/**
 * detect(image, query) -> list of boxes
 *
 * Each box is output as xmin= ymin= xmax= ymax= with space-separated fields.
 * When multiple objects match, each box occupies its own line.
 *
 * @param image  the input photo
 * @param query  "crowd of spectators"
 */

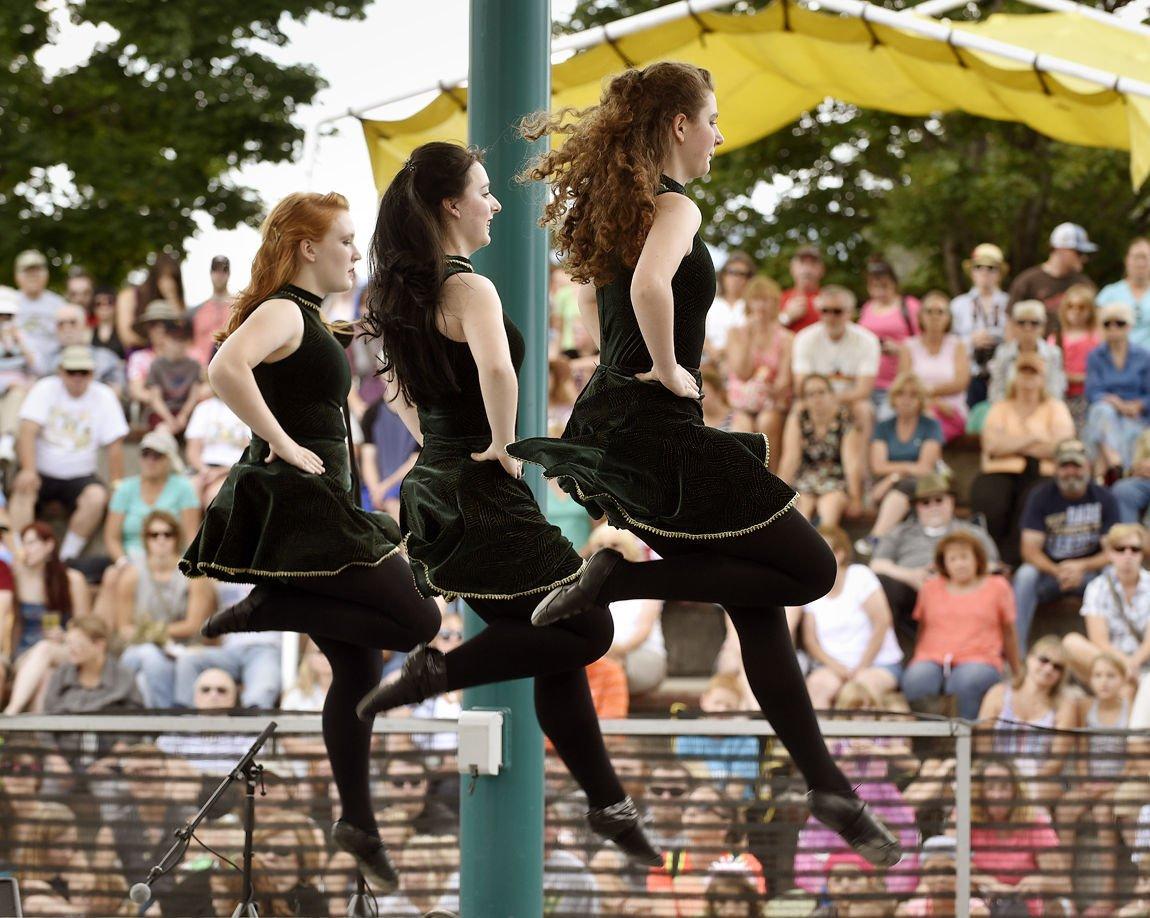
xmin=2 ymin=226 xmax=1150 ymax=913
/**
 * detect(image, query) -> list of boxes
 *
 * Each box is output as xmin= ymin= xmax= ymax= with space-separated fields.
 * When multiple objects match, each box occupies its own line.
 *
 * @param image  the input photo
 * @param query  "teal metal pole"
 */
xmin=461 ymin=1 xmax=551 ymax=915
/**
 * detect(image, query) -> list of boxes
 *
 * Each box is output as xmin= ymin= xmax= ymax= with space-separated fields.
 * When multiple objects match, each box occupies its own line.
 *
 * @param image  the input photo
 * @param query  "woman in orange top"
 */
xmin=900 ymin=531 xmax=1021 ymax=719
xmin=968 ymin=351 xmax=1076 ymax=568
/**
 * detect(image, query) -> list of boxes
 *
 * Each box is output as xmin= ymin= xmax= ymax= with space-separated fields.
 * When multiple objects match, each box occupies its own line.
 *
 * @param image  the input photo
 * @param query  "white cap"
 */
xmin=1049 ymin=222 xmax=1097 ymax=253
xmin=0 ymin=287 xmax=18 ymax=316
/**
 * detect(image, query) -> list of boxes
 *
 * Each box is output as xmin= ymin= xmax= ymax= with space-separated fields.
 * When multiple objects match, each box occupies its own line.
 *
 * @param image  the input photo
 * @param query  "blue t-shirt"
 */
xmin=362 ymin=399 xmax=419 ymax=499
xmin=1020 ymin=480 xmax=1119 ymax=562
xmin=110 ymin=474 xmax=199 ymax=554
xmin=872 ymin=415 xmax=943 ymax=463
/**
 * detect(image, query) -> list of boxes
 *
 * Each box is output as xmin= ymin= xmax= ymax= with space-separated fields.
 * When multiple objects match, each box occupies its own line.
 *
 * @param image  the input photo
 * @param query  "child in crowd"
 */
xmin=144 ymin=318 xmax=202 ymax=435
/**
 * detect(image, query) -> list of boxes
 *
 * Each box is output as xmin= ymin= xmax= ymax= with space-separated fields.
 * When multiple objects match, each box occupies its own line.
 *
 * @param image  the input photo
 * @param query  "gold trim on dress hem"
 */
xmin=179 ymin=544 xmax=402 ymax=580
xmin=399 ymin=534 xmax=588 ymax=601
xmin=515 ymin=456 xmax=800 ymax=541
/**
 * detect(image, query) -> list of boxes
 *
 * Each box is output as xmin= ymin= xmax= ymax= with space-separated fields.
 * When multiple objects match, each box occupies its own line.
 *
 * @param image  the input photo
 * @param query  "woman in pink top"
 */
xmin=860 ymin=259 xmax=920 ymax=409
xmin=900 ymin=531 xmax=1021 ymax=719
xmin=898 ymin=291 xmax=970 ymax=442
xmin=1050 ymin=283 xmax=1101 ymax=430
xmin=971 ymin=759 xmax=1071 ymax=916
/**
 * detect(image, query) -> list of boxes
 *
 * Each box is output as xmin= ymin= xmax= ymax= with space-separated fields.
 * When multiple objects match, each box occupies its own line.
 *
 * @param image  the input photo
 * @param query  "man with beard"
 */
xmin=1013 ymin=439 xmax=1119 ymax=652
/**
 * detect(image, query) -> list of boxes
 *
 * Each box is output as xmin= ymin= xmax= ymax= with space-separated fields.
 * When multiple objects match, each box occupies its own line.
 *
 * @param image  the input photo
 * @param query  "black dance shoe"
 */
xmin=331 ymin=820 xmax=399 ymax=894
xmin=532 ymin=548 xmax=624 ymax=627
xmin=356 ymin=645 xmax=447 ymax=721
xmin=808 ymin=790 xmax=903 ymax=869
xmin=587 ymin=796 xmax=664 ymax=867
xmin=200 ymin=585 xmax=270 ymax=639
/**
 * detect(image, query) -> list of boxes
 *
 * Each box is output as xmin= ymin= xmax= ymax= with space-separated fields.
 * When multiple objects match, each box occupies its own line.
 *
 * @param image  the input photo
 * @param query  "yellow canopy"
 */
xmin=361 ymin=2 xmax=1150 ymax=193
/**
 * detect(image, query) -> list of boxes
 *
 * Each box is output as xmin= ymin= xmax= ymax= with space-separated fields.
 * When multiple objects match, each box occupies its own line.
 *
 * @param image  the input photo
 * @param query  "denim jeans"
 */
xmin=1012 ymin=563 xmax=1099 ymax=654
xmin=1112 ymin=476 xmax=1150 ymax=524
xmin=120 ymin=643 xmax=176 ymax=709
xmin=173 ymin=642 xmax=282 ymax=709
xmin=901 ymin=660 xmax=1002 ymax=720
xmin=1084 ymin=400 xmax=1148 ymax=468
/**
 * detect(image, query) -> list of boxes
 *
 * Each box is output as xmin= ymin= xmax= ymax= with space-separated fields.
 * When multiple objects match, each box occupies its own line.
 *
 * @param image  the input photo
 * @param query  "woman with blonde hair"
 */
xmin=183 ymin=190 xmax=442 ymax=891
xmin=897 ymin=290 xmax=969 ymax=441
xmin=727 ymin=274 xmax=793 ymax=459
xmin=510 ymin=60 xmax=900 ymax=866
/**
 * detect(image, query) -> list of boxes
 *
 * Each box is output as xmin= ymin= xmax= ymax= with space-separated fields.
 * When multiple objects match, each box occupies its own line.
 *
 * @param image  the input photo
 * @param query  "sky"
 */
xmin=41 ymin=0 xmax=1150 ymax=303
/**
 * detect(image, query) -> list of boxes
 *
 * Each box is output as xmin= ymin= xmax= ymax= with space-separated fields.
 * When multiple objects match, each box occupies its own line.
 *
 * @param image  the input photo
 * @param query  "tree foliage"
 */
xmin=0 ymin=0 xmax=370 ymax=287
xmin=560 ymin=0 xmax=1150 ymax=294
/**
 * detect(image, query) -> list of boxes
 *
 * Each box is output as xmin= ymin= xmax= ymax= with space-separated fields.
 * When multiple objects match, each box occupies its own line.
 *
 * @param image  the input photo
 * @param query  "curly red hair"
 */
xmin=520 ymin=61 xmax=714 ymax=286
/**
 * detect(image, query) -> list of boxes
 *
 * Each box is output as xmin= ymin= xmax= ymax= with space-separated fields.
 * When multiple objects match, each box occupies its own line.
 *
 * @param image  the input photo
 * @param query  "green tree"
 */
xmin=560 ymin=0 xmax=1150 ymax=294
xmin=0 ymin=0 xmax=369 ymax=287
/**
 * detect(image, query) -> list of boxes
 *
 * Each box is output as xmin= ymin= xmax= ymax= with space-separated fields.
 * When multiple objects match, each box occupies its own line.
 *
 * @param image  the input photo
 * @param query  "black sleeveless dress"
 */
xmin=510 ymin=176 xmax=797 ymax=540
xmin=180 ymin=285 xmax=401 ymax=582
xmin=399 ymin=257 xmax=585 ymax=599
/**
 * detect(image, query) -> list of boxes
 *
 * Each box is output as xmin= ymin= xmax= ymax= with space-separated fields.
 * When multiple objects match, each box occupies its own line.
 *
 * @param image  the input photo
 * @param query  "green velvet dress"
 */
xmin=180 ymin=285 xmax=401 ymax=582
xmin=509 ymin=176 xmax=798 ymax=540
xmin=399 ymin=257 xmax=585 ymax=599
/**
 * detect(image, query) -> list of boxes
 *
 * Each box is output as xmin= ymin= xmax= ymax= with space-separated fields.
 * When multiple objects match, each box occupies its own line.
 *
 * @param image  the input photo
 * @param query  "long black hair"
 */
xmin=361 ymin=141 xmax=484 ymax=407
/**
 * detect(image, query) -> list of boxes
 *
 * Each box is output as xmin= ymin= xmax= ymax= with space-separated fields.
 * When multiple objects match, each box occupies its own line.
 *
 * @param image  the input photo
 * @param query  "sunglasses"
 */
xmin=437 ymin=629 xmax=463 ymax=640
xmin=922 ymin=309 xmax=949 ymax=316
xmin=196 ymin=684 xmax=232 ymax=695
xmin=146 ymin=529 xmax=176 ymax=540
xmin=64 ymin=368 xmax=92 ymax=377
xmin=1014 ymin=319 xmax=1043 ymax=328
xmin=1034 ymin=654 xmax=1065 ymax=673
xmin=1113 ymin=544 xmax=1144 ymax=554
xmin=916 ymin=495 xmax=948 ymax=507
xmin=649 ymin=785 xmax=688 ymax=798
xmin=972 ymin=264 xmax=1000 ymax=272
xmin=140 ymin=448 xmax=166 ymax=460
xmin=1104 ymin=320 xmax=1129 ymax=329
xmin=819 ymin=307 xmax=845 ymax=316
xmin=0 ymin=759 xmax=43 ymax=777
xmin=387 ymin=777 xmax=425 ymax=790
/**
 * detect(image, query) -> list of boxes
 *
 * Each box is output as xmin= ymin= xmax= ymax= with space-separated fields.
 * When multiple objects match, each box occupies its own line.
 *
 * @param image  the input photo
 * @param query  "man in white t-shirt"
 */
xmin=13 ymin=345 xmax=128 ymax=559
xmin=13 ymin=250 xmax=67 ymax=377
xmin=184 ymin=395 xmax=250 ymax=506
xmin=792 ymin=285 xmax=880 ymax=441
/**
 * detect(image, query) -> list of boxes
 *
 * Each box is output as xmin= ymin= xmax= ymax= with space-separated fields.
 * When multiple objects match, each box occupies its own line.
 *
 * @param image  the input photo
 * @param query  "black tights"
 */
xmin=245 ymin=557 xmax=442 ymax=835
xmin=441 ymin=595 xmax=625 ymax=809
xmin=605 ymin=508 xmax=852 ymax=796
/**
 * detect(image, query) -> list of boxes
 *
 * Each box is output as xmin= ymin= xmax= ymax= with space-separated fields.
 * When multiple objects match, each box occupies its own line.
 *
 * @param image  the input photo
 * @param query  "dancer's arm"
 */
xmin=451 ymin=277 xmax=521 ymax=478
xmin=576 ymin=284 xmax=600 ymax=350
xmin=631 ymin=194 xmax=701 ymax=400
xmin=207 ymin=299 xmax=324 ymax=475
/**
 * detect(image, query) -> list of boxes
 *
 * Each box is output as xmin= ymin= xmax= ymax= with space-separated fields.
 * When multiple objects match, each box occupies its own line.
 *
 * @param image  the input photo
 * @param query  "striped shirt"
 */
xmin=1080 ymin=566 xmax=1150 ymax=656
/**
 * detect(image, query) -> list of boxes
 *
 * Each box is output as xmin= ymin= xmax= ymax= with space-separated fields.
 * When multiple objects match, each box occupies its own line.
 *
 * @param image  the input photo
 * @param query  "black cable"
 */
xmin=188 ymin=830 xmax=242 ymax=875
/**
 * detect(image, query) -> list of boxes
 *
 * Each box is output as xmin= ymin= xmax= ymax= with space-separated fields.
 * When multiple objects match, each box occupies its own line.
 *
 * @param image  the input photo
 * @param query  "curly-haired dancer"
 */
xmin=508 ymin=62 xmax=902 ymax=868
xmin=352 ymin=142 xmax=661 ymax=865
xmin=184 ymin=192 xmax=442 ymax=892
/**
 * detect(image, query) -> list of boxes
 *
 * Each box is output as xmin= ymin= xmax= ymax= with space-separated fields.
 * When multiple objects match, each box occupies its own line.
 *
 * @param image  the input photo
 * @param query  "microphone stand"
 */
xmin=129 ymin=721 xmax=277 ymax=918
xmin=346 ymin=873 xmax=373 ymax=917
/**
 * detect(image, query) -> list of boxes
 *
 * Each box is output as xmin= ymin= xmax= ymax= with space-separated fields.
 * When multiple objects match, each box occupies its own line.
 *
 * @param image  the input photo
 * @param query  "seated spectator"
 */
xmin=410 ymin=612 xmax=464 ymax=751
xmin=800 ymin=525 xmax=902 ymax=711
xmin=1112 ymin=429 xmax=1150 ymax=523
xmin=1050 ymin=283 xmax=1100 ymax=430
xmin=970 ymin=759 xmax=1071 ymax=913
xmin=674 ymin=675 xmax=760 ymax=794
xmin=727 ymin=275 xmax=793 ymax=458
xmin=898 ymin=291 xmax=969 ymax=441
xmin=809 ymin=852 xmax=879 ymax=917
xmin=189 ymin=255 xmax=233 ymax=366
xmin=42 ymin=615 xmax=142 ymax=713
xmin=156 ymin=668 xmax=252 ymax=772
xmin=280 ymin=639 xmax=331 ymax=711
xmin=1013 ymin=438 xmax=1118 ymax=651
xmin=1097 ymin=236 xmax=1150 ymax=349
xmin=361 ymin=392 xmax=418 ymax=519
xmin=702 ymin=367 xmax=735 ymax=430
xmin=0 ymin=288 xmax=34 ymax=462
xmin=1084 ymin=300 xmax=1150 ymax=477
xmin=174 ymin=579 xmax=280 ymax=709
xmin=1053 ymin=652 xmax=1128 ymax=906
xmin=3 ymin=523 xmax=90 ymax=714
xmin=968 ymin=353 xmax=1076 ymax=569
xmin=93 ymin=428 xmax=200 ymax=624
xmin=792 ymin=285 xmax=880 ymax=441
xmin=778 ymin=373 xmax=864 ymax=526
xmin=1007 ymin=223 xmax=1096 ymax=331
xmin=703 ymin=864 xmax=767 ymax=916
xmin=243 ymin=808 xmax=327 ymax=918
xmin=544 ymin=794 xmax=601 ymax=917
xmin=49 ymin=302 xmax=124 ymax=397
xmin=833 ymin=682 xmax=919 ymax=781
xmin=13 ymin=249 xmax=67 ymax=377
xmin=125 ymin=299 xmax=183 ymax=408
xmin=901 ymin=531 xmax=1019 ymax=720
xmin=896 ymin=835 xmax=990 ymax=917
xmin=950 ymin=243 xmax=1010 ymax=407
xmin=116 ymin=253 xmax=186 ymax=350
xmin=779 ymin=245 xmax=825 ymax=334
xmin=11 ymin=344 xmax=127 ymax=559
xmin=585 ymin=655 xmax=629 ymax=719
xmin=1063 ymin=522 xmax=1150 ymax=684
xmin=859 ymin=258 xmax=921 ymax=416
xmin=143 ymin=316 xmax=203 ymax=435
xmin=859 ymin=373 xmax=943 ymax=553
xmin=184 ymin=391 xmax=249 ymax=507
xmin=115 ymin=510 xmax=213 ymax=708
xmin=90 ymin=285 xmax=124 ymax=359
xmin=706 ymin=250 xmax=755 ymax=363
xmin=871 ymin=473 xmax=999 ymax=644
xmin=645 ymin=759 xmax=694 ymax=850
xmin=978 ymin=635 xmax=1074 ymax=787
xmin=986 ymin=299 xmax=1067 ymax=404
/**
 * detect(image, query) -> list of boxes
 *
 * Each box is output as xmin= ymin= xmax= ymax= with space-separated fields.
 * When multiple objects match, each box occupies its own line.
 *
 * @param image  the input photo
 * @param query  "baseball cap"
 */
xmin=0 ymin=287 xmax=18 ymax=316
xmin=1054 ymin=439 xmax=1089 ymax=466
xmin=15 ymin=250 xmax=47 ymax=272
xmin=914 ymin=473 xmax=953 ymax=501
xmin=139 ymin=429 xmax=186 ymax=473
xmin=1049 ymin=222 xmax=1097 ymax=253
xmin=210 ymin=255 xmax=230 ymax=271
xmin=1012 ymin=299 xmax=1046 ymax=323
